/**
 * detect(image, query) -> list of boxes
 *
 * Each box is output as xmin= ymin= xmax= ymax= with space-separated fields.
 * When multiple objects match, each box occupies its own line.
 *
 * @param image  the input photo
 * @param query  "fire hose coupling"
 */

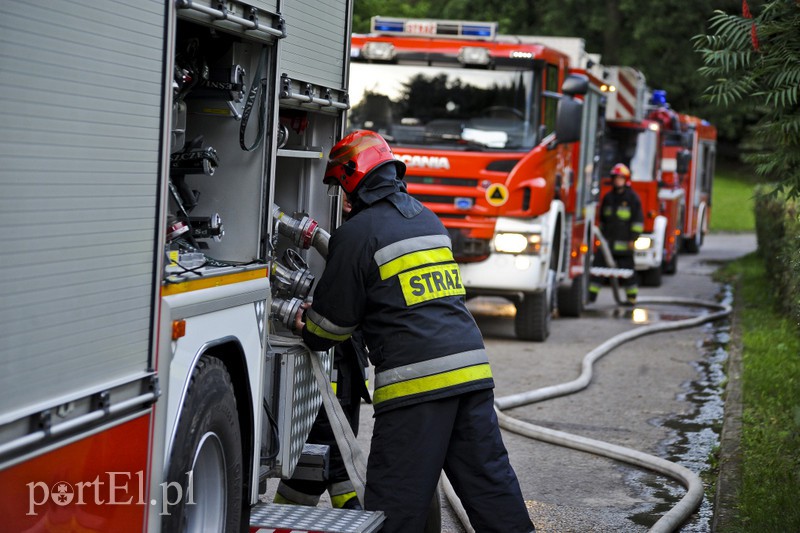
xmin=270 ymin=296 xmax=304 ymax=331
xmin=272 ymin=204 xmax=330 ymax=258
xmin=271 ymin=261 xmax=315 ymax=300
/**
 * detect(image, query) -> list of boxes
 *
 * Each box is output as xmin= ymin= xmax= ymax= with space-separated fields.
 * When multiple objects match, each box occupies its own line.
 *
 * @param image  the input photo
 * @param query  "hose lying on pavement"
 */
xmin=443 ymin=229 xmax=732 ymax=533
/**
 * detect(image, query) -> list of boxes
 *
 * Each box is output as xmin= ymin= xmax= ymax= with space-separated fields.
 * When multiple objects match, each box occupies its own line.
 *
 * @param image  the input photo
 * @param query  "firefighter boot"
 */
xmin=625 ymin=287 xmax=638 ymax=306
xmin=588 ymin=284 xmax=600 ymax=303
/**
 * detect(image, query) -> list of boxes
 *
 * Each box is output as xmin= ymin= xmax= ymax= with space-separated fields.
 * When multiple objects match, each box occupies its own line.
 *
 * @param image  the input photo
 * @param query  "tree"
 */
xmin=694 ymin=0 xmax=800 ymax=198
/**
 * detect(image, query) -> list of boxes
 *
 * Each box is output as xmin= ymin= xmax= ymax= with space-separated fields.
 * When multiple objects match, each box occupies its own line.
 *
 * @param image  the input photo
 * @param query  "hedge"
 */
xmin=754 ymin=185 xmax=800 ymax=328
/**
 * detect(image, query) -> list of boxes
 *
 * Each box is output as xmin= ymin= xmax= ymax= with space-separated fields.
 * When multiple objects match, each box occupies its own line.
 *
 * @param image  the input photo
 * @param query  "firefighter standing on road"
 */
xmin=293 ymin=130 xmax=535 ymax=533
xmin=589 ymin=163 xmax=644 ymax=305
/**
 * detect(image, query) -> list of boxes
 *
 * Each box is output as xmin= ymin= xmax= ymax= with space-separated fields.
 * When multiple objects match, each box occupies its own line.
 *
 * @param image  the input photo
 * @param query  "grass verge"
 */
xmin=715 ymin=253 xmax=800 ymax=531
xmin=711 ymin=162 xmax=759 ymax=233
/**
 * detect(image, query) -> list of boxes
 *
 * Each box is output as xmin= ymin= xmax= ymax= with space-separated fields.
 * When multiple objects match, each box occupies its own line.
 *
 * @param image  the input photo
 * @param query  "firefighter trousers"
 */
xmin=364 ymin=389 xmax=535 ymax=533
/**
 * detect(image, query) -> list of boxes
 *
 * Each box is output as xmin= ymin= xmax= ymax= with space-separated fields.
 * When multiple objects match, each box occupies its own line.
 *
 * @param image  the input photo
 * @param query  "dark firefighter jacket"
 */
xmin=302 ymin=165 xmax=494 ymax=414
xmin=599 ymin=186 xmax=644 ymax=256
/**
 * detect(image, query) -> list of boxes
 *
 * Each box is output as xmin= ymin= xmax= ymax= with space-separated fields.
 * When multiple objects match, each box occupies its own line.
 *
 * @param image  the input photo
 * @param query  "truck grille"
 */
xmin=405 ymin=175 xmax=479 ymax=187
xmin=448 ymin=228 xmax=490 ymax=262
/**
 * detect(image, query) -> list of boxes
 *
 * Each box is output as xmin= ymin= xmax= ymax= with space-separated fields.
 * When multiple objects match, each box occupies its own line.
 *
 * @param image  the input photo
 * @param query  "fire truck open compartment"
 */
xmin=167 ymin=18 xmax=274 ymax=274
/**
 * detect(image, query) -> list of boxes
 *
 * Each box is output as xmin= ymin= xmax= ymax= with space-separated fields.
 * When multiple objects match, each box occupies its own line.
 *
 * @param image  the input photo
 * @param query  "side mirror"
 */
xmin=555 ymin=97 xmax=582 ymax=144
xmin=677 ymin=149 xmax=692 ymax=175
xmin=562 ymin=74 xmax=589 ymax=97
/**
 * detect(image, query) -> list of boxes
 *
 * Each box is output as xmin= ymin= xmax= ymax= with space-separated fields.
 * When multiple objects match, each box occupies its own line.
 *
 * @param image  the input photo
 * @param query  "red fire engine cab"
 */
xmin=349 ymin=17 xmax=605 ymax=341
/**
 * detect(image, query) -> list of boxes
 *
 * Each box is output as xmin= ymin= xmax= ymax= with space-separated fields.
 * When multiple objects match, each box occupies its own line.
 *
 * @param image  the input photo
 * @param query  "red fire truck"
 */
xmin=675 ymin=113 xmax=717 ymax=254
xmin=349 ymin=17 xmax=605 ymax=341
xmin=598 ymin=67 xmax=686 ymax=287
xmin=0 ymin=1 xmax=384 ymax=531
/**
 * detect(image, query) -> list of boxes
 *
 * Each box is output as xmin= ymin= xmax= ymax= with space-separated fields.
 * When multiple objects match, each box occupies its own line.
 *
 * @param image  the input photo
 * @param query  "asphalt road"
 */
xmin=364 ymin=232 xmax=756 ymax=532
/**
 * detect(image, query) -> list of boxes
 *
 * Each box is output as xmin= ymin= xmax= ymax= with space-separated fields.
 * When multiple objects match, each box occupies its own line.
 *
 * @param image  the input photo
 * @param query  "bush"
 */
xmin=754 ymin=185 xmax=800 ymax=327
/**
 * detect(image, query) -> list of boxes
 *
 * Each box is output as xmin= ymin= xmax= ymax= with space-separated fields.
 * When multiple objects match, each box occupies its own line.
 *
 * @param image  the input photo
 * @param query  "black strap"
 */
xmin=240 ymin=46 xmax=268 ymax=151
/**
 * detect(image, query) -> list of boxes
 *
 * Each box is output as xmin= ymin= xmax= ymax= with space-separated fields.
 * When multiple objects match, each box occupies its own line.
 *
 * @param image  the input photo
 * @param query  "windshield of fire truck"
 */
xmin=601 ymin=127 xmax=658 ymax=182
xmin=348 ymin=62 xmax=537 ymax=151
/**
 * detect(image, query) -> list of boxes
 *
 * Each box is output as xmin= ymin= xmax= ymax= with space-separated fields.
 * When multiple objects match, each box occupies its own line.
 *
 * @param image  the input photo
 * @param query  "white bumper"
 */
xmin=460 ymin=252 xmax=548 ymax=293
xmin=458 ymin=215 xmax=551 ymax=294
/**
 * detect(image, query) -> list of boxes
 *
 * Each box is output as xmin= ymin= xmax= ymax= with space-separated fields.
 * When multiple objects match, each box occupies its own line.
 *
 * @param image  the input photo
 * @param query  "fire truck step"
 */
xmin=590 ymin=267 xmax=635 ymax=279
xmin=249 ymin=503 xmax=384 ymax=533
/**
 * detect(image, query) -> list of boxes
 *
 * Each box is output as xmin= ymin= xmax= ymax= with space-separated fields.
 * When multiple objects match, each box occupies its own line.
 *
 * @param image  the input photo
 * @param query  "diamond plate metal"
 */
xmin=276 ymin=346 xmax=331 ymax=478
xmin=250 ymin=503 xmax=384 ymax=532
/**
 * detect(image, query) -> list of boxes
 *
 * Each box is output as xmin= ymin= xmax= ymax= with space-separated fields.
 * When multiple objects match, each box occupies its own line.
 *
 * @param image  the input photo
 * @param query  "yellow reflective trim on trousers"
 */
xmin=307 ymin=318 xmax=352 ymax=342
xmin=373 ymin=363 xmax=492 ymax=404
xmin=379 ymin=247 xmax=454 ymax=280
xmin=331 ymin=491 xmax=358 ymax=509
xmin=273 ymin=493 xmax=292 ymax=505
xmin=398 ymin=263 xmax=465 ymax=305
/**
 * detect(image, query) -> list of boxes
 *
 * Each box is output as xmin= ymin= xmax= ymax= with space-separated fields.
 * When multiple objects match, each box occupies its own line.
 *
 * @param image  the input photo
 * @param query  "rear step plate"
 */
xmin=250 ymin=503 xmax=384 ymax=533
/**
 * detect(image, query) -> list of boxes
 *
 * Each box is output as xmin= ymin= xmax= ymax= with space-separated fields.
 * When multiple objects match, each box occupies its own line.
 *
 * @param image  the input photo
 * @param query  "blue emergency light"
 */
xmin=651 ymin=89 xmax=668 ymax=106
xmin=370 ymin=16 xmax=497 ymax=40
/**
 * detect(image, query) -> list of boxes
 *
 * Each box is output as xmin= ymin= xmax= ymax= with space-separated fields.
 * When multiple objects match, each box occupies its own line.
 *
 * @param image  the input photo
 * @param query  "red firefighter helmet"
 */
xmin=610 ymin=163 xmax=632 ymax=185
xmin=323 ymin=130 xmax=406 ymax=193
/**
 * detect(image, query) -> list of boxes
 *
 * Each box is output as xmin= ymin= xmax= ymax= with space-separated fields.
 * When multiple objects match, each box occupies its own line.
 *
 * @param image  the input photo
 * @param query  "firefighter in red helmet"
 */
xmin=293 ymin=130 xmax=535 ymax=533
xmin=589 ymin=163 xmax=644 ymax=305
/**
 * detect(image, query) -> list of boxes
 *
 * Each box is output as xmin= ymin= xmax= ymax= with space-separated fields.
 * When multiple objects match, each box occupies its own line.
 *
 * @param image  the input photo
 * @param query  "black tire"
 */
xmin=558 ymin=249 xmax=590 ymax=318
xmin=515 ymin=291 xmax=550 ymax=342
xmin=163 ymin=355 xmax=243 ymax=533
xmin=684 ymin=214 xmax=704 ymax=254
xmin=684 ymin=233 xmax=700 ymax=254
xmin=557 ymin=273 xmax=585 ymax=317
xmin=423 ymin=486 xmax=442 ymax=533
xmin=662 ymin=249 xmax=678 ymax=275
xmin=639 ymin=266 xmax=662 ymax=287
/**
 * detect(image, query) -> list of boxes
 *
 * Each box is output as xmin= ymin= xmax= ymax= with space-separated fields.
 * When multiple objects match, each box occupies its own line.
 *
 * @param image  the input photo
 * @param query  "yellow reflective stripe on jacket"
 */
xmin=616 ymin=206 xmax=632 ymax=220
xmin=331 ymin=491 xmax=358 ymax=509
xmin=306 ymin=317 xmax=353 ymax=342
xmin=373 ymin=363 xmax=492 ymax=404
xmin=375 ymin=234 xmax=452 ymax=265
xmin=631 ymin=222 xmax=644 ymax=233
xmin=397 ymin=262 xmax=465 ymax=305
xmin=306 ymin=308 xmax=356 ymax=342
xmin=379 ymin=246 xmax=454 ymax=280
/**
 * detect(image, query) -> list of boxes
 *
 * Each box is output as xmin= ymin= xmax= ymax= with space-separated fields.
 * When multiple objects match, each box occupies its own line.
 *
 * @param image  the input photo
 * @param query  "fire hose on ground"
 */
xmin=442 ymin=226 xmax=731 ymax=533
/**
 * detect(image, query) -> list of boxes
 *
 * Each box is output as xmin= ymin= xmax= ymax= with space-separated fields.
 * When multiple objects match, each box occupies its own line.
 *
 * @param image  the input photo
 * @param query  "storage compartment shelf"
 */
xmin=277 ymin=147 xmax=324 ymax=159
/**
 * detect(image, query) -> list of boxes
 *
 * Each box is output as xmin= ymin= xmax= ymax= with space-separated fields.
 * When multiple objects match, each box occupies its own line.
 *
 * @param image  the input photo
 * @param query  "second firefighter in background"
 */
xmin=589 ymin=163 xmax=644 ymax=305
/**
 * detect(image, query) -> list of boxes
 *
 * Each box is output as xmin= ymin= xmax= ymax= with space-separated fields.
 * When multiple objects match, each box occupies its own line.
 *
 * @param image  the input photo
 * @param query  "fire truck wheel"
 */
xmin=514 ymin=291 xmax=550 ymax=342
xmin=663 ymin=250 xmax=678 ymax=275
xmin=163 ymin=355 xmax=243 ymax=533
xmin=557 ymin=271 xmax=586 ymax=317
xmin=639 ymin=266 xmax=662 ymax=287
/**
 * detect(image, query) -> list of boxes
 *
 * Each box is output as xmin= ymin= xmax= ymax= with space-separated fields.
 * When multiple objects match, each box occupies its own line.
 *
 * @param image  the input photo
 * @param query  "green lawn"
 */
xmin=711 ymin=162 xmax=759 ymax=233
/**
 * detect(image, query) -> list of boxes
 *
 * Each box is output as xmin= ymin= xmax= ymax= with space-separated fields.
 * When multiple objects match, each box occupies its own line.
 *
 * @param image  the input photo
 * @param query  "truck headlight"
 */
xmin=634 ymin=236 xmax=653 ymax=251
xmin=494 ymin=232 xmax=542 ymax=254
